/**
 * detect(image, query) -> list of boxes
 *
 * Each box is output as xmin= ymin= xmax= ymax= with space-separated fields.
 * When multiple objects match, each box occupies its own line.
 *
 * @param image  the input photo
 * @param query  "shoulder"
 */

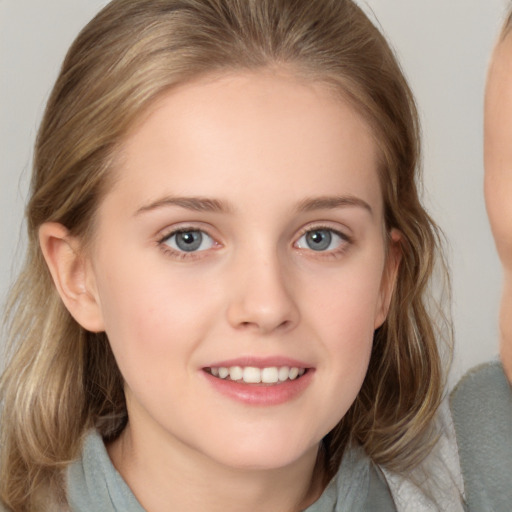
xmin=451 ymin=360 xmax=510 ymax=406
xmin=450 ymin=361 xmax=512 ymax=511
xmin=450 ymin=360 xmax=512 ymax=436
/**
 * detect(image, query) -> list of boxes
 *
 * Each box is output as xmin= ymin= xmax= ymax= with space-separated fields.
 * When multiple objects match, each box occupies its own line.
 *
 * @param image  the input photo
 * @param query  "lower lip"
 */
xmin=202 ymin=370 xmax=314 ymax=406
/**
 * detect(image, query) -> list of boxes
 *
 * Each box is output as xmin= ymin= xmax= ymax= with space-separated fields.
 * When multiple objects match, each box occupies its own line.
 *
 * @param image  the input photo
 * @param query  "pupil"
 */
xmin=176 ymin=231 xmax=202 ymax=251
xmin=306 ymin=230 xmax=331 ymax=251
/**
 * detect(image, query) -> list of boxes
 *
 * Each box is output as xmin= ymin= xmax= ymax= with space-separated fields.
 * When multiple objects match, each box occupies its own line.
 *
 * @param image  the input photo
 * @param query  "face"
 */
xmin=485 ymin=35 xmax=512 ymax=382
xmin=80 ymin=71 xmax=398 ymax=472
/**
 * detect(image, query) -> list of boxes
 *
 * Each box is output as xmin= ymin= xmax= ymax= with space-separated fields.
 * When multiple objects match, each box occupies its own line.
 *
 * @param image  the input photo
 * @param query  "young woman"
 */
xmin=0 ymin=1 xmax=455 ymax=510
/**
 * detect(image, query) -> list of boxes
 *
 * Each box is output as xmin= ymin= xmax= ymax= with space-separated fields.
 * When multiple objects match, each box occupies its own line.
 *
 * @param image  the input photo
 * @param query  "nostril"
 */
xmin=236 ymin=321 xmax=260 ymax=331
xmin=277 ymin=320 xmax=291 ymax=330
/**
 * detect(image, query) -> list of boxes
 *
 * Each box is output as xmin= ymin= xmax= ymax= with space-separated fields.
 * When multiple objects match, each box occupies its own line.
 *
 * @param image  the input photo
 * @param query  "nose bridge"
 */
xmin=225 ymin=240 xmax=300 ymax=334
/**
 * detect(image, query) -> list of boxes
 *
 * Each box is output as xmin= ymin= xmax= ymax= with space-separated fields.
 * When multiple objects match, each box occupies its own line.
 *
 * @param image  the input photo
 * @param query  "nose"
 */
xmin=225 ymin=249 xmax=300 ymax=335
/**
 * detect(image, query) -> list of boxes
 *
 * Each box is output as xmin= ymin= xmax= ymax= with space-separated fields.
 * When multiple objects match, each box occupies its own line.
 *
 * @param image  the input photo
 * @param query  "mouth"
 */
xmin=202 ymin=360 xmax=314 ymax=405
xmin=204 ymin=366 xmax=308 ymax=385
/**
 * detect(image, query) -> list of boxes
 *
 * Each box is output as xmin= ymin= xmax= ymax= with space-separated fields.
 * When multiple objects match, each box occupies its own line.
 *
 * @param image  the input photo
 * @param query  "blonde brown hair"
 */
xmin=1 ymin=0 xmax=450 ymax=509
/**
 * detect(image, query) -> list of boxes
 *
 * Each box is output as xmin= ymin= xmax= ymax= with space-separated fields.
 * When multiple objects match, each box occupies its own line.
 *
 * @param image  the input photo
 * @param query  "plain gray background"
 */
xmin=0 ymin=0 xmax=509 ymax=384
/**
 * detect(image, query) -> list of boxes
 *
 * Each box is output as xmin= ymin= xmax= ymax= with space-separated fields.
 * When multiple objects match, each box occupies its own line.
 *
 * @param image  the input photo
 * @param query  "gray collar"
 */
xmin=67 ymin=431 xmax=394 ymax=512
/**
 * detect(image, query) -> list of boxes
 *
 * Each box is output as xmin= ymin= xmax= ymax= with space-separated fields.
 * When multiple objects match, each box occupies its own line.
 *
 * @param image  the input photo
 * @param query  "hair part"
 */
xmin=1 ymin=0 xmax=451 ymax=509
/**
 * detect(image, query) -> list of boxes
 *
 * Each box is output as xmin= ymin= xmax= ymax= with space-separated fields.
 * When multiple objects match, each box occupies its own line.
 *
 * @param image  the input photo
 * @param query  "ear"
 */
xmin=374 ymin=229 xmax=402 ymax=329
xmin=39 ymin=222 xmax=105 ymax=333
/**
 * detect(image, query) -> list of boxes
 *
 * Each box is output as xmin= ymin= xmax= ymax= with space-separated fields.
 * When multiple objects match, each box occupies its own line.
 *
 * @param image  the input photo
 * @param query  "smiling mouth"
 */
xmin=205 ymin=366 xmax=308 ymax=384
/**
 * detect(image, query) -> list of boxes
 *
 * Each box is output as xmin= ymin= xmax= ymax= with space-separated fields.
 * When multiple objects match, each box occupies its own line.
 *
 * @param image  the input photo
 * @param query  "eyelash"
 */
xmin=157 ymin=227 xmax=218 ymax=260
xmin=156 ymin=224 xmax=353 ymax=260
xmin=294 ymin=225 xmax=352 ymax=259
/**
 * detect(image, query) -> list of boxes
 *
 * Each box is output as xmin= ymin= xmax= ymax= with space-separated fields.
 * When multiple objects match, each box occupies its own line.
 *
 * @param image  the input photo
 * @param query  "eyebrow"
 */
xmin=296 ymin=195 xmax=373 ymax=216
xmin=134 ymin=196 xmax=232 ymax=216
xmin=134 ymin=194 xmax=373 ymax=217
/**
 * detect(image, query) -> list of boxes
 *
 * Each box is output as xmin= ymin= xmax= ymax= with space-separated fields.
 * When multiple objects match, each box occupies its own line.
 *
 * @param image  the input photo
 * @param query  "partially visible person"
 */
xmin=450 ymin=8 xmax=512 ymax=512
xmin=485 ymin=10 xmax=512 ymax=383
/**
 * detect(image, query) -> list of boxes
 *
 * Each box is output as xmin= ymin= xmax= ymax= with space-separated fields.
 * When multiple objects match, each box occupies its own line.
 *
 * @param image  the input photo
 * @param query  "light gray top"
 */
xmin=67 ymin=430 xmax=396 ymax=511
xmin=450 ymin=361 xmax=512 ymax=512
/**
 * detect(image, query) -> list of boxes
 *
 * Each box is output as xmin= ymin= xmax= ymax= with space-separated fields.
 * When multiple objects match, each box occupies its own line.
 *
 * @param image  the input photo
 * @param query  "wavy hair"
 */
xmin=0 ymin=0 xmax=451 ymax=509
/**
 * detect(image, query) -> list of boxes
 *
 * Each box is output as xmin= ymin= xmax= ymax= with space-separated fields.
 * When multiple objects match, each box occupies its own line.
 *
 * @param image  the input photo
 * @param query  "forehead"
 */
xmin=109 ymin=71 xmax=382 ymax=215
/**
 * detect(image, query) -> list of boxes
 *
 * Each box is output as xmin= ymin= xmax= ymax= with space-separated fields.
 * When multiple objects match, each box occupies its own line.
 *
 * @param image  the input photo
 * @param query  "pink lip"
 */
xmin=201 ymin=357 xmax=315 ymax=406
xmin=205 ymin=356 xmax=312 ymax=369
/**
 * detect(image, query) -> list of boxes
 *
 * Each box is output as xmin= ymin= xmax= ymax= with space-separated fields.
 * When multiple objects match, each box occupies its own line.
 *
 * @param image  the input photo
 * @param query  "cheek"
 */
xmin=306 ymin=254 xmax=385 ymax=338
xmin=486 ymin=174 xmax=512 ymax=272
xmin=302 ymin=254 xmax=385 ymax=401
xmin=322 ymin=284 xmax=376 ymax=376
xmin=91 ymin=250 xmax=219 ymax=376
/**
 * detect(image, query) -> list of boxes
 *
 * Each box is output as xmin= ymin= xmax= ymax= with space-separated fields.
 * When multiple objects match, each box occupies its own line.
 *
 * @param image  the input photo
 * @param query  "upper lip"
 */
xmin=204 ymin=356 xmax=313 ymax=369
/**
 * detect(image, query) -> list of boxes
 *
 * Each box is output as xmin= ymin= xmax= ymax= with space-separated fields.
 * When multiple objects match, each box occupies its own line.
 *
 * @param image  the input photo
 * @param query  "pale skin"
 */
xmin=485 ymin=34 xmax=512 ymax=383
xmin=40 ymin=71 xmax=401 ymax=512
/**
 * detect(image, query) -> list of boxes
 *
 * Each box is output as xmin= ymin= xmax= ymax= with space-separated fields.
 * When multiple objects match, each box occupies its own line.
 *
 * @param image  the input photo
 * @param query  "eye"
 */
xmin=162 ymin=229 xmax=215 ymax=253
xmin=296 ymin=228 xmax=346 ymax=252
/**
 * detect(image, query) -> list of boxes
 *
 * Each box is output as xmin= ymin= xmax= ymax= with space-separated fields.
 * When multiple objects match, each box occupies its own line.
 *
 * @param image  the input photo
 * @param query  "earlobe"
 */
xmin=38 ymin=222 xmax=105 ymax=333
xmin=374 ymin=229 xmax=402 ymax=329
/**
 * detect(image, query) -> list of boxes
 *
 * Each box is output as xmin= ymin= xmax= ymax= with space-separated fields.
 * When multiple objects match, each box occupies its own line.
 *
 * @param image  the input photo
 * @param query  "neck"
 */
xmin=107 ymin=423 xmax=323 ymax=512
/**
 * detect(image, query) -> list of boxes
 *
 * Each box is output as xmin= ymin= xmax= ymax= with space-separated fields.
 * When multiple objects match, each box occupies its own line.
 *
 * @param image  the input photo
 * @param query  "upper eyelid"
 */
xmin=160 ymin=228 xmax=212 ymax=242
xmin=157 ymin=227 xmax=218 ymax=259
xmin=155 ymin=221 xmax=352 ymax=245
xmin=293 ymin=226 xmax=351 ymax=254
xmin=157 ymin=223 xmax=217 ymax=242
xmin=295 ymin=223 xmax=352 ymax=241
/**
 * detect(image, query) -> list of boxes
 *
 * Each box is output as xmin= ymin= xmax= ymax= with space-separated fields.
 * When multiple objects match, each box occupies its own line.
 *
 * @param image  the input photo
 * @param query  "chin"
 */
xmin=500 ymin=340 xmax=512 ymax=384
xmin=499 ymin=298 xmax=512 ymax=383
xmin=206 ymin=437 xmax=320 ymax=472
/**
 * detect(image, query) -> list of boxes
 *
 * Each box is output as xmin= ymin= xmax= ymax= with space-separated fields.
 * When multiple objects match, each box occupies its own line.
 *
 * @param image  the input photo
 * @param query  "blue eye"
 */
xmin=296 ymin=228 xmax=345 ymax=252
xmin=163 ymin=230 xmax=215 ymax=252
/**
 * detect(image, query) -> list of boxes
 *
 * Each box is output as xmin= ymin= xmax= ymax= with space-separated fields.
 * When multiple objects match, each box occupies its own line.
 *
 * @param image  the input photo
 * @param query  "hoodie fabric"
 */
xmin=450 ymin=361 xmax=512 ymax=512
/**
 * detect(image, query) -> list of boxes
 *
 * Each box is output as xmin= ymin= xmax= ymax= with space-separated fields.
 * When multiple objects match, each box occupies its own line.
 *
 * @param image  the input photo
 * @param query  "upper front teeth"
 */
xmin=210 ymin=366 xmax=306 ymax=383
